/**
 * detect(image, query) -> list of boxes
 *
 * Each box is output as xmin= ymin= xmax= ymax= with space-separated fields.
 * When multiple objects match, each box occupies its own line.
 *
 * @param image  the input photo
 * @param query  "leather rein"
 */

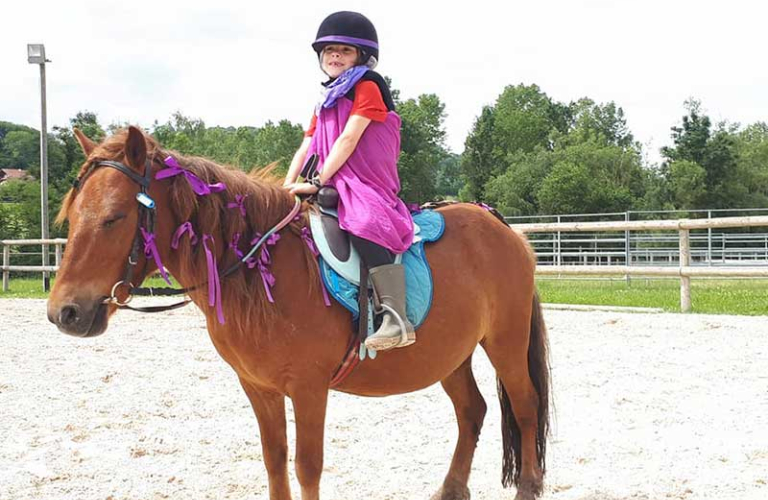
xmin=74 ymin=155 xmax=300 ymax=314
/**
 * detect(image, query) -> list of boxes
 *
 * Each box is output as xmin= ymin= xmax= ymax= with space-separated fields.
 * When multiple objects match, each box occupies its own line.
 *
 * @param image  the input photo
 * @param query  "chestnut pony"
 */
xmin=47 ymin=126 xmax=551 ymax=500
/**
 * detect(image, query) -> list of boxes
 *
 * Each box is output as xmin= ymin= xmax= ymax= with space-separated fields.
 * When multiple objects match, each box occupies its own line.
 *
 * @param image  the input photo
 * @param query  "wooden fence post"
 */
xmin=679 ymin=229 xmax=691 ymax=312
xmin=2 ymin=243 xmax=9 ymax=292
xmin=55 ymin=243 xmax=62 ymax=268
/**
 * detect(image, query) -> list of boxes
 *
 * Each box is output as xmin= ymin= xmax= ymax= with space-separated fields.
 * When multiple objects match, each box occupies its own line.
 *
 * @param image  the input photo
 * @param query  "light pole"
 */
xmin=27 ymin=43 xmax=51 ymax=292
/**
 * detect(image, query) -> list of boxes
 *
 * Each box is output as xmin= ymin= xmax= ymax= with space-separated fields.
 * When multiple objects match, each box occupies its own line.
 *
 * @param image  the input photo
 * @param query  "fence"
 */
xmin=4 ymin=215 xmax=768 ymax=311
xmin=1 ymin=238 xmax=66 ymax=292
xmin=509 ymin=215 xmax=768 ymax=312
xmin=508 ymin=207 xmax=768 ymax=267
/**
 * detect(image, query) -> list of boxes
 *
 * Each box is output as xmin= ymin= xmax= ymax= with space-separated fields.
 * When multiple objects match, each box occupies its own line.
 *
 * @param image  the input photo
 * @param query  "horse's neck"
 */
xmin=157 ymin=166 xmax=296 ymax=293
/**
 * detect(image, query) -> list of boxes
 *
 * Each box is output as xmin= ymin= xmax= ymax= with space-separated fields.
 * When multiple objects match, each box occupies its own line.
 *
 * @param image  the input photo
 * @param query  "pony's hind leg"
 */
xmin=238 ymin=379 xmax=292 ymax=500
xmin=432 ymin=355 xmax=488 ymax=500
xmin=482 ymin=295 xmax=550 ymax=500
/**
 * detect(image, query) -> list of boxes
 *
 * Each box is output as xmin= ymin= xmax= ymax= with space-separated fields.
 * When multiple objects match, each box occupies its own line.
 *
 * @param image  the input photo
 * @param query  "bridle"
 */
xmin=74 ymin=155 xmax=301 ymax=314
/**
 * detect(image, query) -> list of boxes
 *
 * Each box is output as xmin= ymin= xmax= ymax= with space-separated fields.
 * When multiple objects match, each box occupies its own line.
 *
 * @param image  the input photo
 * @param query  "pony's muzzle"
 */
xmin=57 ymin=304 xmax=81 ymax=328
xmin=48 ymin=300 xmax=109 ymax=338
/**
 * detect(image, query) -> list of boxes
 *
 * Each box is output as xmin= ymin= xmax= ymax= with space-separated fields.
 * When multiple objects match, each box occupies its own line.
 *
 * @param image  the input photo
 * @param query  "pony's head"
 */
xmin=47 ymin=126 xmax=166 ymax=337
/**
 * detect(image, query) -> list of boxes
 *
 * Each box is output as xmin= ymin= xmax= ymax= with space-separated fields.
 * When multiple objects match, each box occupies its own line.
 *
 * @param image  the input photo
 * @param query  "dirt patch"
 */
xmin=1 ymin=299 xmax=766 ymax=499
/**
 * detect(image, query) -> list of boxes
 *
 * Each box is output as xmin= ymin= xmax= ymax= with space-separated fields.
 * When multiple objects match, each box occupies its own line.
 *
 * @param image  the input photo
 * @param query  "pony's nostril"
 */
xmin=59 ymin=305 xmax=80 ymax=327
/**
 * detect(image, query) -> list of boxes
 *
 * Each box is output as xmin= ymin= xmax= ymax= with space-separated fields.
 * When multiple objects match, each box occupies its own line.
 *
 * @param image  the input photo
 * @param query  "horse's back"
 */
xmin=431 ymin=203 xmax=536 ymax=293
xmin=336 ymin=203 xmax=537 ymax=396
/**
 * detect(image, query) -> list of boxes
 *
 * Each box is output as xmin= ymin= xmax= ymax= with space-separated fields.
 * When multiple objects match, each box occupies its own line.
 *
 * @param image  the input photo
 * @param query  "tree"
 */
xmin=460 ymin=84 xmax=571 ymax=202
xmin=734 ymin=122 xmax=768 ymax=207
xmin=667 ymin=160 xmax=707 ymax=209
xmin=52 ymin=111 xmax=107 ymax=185
xmin=565 ymin=98 xmax=635 ymax=148
xmin=492 ymin=84 xmax=569 ymax=156
xmin=536 ymin=161 xmax=593 ymax=214
xmin=0 ymin=180 xmax=42 ymax=238
xmin=662 ymin=99 xmax=710 ymax=165
xmin=1 ymin=130 xmax=38 ymax=170
xmin=484 ymin=147 xmax=552 ymax=215
xmin=661 ymin=100 xmax=741 ymax=209
xmin=151 ymin=113 xmax=304 ymax=173
xmin=0 ymin=122 xmax=40 ymax=170
xmin=397 ymin=93 xmax=448 ymax=202
xmin=435 ymin=153 xmax=462 ymax=199
xmin=251 ymin=120 xmax=305 ymax=172
xmin=460 ymin=106 xmax=496 ymax=201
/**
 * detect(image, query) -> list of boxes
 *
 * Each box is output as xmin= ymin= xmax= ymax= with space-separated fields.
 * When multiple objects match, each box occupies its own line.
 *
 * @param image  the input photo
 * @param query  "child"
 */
xmin=283 ymin=11 xmax=415 ymax=351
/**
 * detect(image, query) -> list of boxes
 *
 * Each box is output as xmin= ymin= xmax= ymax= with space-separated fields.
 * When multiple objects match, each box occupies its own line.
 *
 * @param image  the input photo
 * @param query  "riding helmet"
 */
xmin=312 ymin=11 xmax=379 ymax=65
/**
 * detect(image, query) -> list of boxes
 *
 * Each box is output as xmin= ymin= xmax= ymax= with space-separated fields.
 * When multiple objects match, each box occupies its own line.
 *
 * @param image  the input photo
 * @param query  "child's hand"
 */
xmin=288 ymin=182 xmax=319 ymax=196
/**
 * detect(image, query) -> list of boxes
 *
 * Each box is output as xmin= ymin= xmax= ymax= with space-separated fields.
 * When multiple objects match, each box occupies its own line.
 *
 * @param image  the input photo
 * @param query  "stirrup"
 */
xmin=380 ymin=304 xmax=415 ymax=348
xmin=364 ymin=304 xmax=415 ymax=351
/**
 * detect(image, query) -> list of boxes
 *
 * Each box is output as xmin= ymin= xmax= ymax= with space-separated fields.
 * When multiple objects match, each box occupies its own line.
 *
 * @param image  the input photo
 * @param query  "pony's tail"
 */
xmin=497 ymin=291 xmax=551 ymax=487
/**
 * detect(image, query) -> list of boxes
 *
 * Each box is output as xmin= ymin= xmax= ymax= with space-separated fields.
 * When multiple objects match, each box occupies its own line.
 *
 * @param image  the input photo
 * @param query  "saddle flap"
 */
xmin=320 ymin=215 xmax=351 ymax=262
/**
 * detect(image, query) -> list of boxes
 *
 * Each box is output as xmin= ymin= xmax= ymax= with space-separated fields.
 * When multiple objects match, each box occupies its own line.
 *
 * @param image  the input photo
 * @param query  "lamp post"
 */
xmin=27 ymin=43 xmax=51 ymax=292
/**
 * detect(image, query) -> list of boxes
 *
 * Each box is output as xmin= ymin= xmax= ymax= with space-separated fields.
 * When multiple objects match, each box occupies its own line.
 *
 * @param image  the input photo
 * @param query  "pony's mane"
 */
xmin=58 ymin=128 xmax=320 ymax=333
xmin=167 ymin=149 xmax=320 ymax=331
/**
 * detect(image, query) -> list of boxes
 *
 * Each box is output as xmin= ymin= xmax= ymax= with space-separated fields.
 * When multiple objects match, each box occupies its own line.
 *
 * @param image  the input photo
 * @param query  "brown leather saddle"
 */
xmin=315 ymin=187 xmax=352 ymax=262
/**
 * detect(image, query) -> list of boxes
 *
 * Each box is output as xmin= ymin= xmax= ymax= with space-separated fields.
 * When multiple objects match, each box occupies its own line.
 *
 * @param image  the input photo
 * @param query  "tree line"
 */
xmin=2 ymin=82 xmax=767 ymax=242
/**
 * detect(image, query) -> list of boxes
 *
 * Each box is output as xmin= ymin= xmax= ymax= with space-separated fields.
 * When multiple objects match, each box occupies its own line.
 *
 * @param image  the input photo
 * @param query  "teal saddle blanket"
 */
xmin=318 ymin=209 xmax=445 ymax=327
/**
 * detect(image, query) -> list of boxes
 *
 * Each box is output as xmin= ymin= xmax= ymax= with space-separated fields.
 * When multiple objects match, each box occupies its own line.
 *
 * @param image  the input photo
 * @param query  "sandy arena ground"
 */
xmin=1 ymin=299 xmax=767 ymax=500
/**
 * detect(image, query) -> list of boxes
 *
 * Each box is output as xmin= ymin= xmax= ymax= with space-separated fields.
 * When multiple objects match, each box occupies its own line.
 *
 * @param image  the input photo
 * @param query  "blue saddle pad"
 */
xmin=319 ymin=209 xmax=445 ymax=327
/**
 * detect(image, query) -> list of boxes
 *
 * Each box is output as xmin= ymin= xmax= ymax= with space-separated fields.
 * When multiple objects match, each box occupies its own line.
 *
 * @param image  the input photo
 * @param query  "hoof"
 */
xmin=513 ymin=479 xmax=543 ymax=500
xmin=430 ymin=478 xmax=470 ymax=500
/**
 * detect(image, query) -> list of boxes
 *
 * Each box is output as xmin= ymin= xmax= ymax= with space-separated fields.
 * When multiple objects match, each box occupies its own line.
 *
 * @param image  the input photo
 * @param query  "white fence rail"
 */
xmin=1 ymin=238 xmax=66 ymax=292
xmin=510 ymin=215 xmax=768 ymax=312
xmin=4 ymin=216 xmax=768 ymax=311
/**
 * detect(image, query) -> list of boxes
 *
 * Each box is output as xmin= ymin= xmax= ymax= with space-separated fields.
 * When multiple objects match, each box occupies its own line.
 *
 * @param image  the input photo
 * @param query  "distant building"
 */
xmin=0 ymin=169 xmax=33 ymax=184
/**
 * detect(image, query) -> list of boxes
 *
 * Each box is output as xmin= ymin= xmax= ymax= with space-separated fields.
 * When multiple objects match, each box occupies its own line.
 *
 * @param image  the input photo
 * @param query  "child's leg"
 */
xmin=350 ymin=235 xmax=415 ymax=351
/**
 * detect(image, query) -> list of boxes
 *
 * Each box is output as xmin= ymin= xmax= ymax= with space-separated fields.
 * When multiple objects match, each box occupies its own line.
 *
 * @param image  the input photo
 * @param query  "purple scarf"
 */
xmin=316 ymin=65 xmax=369 ymax=113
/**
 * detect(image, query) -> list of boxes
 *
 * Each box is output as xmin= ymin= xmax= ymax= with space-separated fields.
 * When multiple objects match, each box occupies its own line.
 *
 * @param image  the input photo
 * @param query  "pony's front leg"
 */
xmin=239 ymin=379 xmax=292 ymax=500
xmin=290 ymin=385 xmax=330 ymax=500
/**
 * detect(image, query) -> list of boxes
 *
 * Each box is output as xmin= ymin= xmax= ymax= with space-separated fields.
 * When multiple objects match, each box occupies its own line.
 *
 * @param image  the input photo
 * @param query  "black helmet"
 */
xmin=312 ymin=11 xmax=379 ymax=64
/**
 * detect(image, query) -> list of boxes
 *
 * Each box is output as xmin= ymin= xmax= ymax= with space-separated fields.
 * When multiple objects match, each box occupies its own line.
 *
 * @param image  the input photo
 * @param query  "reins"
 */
xmin=75 ymin=154 xmax=301 ymax=314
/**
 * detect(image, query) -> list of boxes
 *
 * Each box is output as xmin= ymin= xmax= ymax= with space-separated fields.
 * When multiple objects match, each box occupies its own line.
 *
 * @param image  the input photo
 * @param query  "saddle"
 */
xmin=308 ymin=187 xmax=443 ymax=329
xmin=309 ymin=187 xmax=408 ymax=286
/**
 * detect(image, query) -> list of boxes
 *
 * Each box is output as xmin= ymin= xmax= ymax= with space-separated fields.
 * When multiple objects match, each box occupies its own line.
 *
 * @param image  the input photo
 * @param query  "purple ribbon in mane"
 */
xmin=140 ymin=228 xmax=172 ymax=285
xmin=202 ymin=234 xmax=225 ymax=325
xmin=171 ymin=222 xmax=198 ymax=249
xmin=299 ymin=225 xmax=331 ymax=307
xmin=227 ymin=194 xmax=248 ymax=217
xmin=300 ymin=226 xmax=319 ymax=256
xmin=256 ymin=260 xmax=277 ymax=303
xmin=229 ymin=232 xmax=244 ymax=260
xmin=246 ymin=232 xmax=281 ymax=303
xmin=156 ymin=156 xmax=227 ymax=196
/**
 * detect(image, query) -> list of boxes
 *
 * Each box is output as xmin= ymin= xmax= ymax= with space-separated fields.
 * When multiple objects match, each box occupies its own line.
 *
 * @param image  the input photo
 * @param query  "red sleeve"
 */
xmin=350 ymin=81 xmax=388 ymax=122
xmin=304 ymin=114 xmax=317 ymax=137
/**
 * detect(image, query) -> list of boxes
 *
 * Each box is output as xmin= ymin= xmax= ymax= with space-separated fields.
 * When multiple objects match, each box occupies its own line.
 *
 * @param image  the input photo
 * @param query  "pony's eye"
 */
xmin=102 ymin=214 xmax=126 ymax=229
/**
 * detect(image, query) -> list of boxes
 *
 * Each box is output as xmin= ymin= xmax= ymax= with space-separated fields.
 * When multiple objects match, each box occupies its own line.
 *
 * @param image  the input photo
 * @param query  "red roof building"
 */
xmin=0 ymin=169 xmax=33 ymax=184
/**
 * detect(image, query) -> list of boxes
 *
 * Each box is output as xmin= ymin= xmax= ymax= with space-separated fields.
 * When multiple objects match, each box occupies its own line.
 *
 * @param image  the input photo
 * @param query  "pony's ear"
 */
xmin=73 ymin=128 xmax=96 ymax=157
xmin=125 ymin=126 xmax=147 ymax=170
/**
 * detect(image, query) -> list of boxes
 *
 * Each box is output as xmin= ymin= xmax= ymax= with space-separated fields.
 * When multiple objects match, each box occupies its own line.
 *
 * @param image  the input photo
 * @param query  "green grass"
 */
xmin=536 ymin=277 xmax=768 ymax=315
xmin=4 ymin=276 xmax=766 ymax=316
xmin=0 ymin=277 xmax=52 ymax=298
xmin=0 ymin=276 xmax=177 ymax=300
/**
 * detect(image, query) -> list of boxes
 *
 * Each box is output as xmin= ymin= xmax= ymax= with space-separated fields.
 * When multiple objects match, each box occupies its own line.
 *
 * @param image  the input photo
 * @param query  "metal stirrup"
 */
xmin=379 ymin=303 xmax=411 ymax=345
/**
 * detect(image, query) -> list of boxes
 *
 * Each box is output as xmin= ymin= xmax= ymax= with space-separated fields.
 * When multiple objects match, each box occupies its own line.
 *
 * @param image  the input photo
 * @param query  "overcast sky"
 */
xmin=2 ymin=0 xmax=766 ymax=164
